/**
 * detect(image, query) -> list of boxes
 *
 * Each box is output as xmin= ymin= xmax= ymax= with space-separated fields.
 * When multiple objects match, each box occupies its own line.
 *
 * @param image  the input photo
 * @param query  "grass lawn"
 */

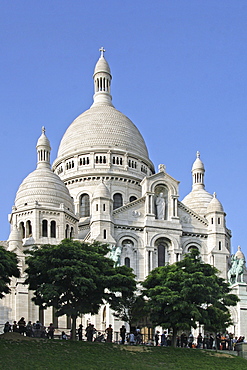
xmin=0 ymin=334 xmax=246 ymax=370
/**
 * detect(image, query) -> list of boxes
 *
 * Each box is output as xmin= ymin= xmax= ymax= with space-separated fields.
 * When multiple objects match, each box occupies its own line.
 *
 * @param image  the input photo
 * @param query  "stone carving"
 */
xmin=228 ymin=254 xmax=245 ymax=285
xmin=155 ymin=192 xmax=165 ymax=220
xmin=132 ymin=210 xmax=141 ymax=217
xmin=158 ymin=164 xmax=166 ymax=173
xmin=109 ymin=245 xmax=122 ymax=267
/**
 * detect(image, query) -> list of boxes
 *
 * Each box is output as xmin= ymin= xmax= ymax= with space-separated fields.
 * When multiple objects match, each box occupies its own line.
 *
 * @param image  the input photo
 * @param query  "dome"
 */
xmin=93 ymin=181 xmax=110 ymax=199
xmin=192 ymin=151 xmax=204 ymax=171
xmin=8 ymin=224 xmax=21 ymax=242
xmin=56 ymin=49 xmax=151 ymax=165
xmin=182 ymin=189 xmax=213 ymax=216
xmin=37 ymin=126 xmax=51 ymax=149
xmin=94 ymin=54 xmax=111 ymax=75
xmin=57 ymin=104 xmax=150 ymax=161
xmin=206 ymin=193 xmax=224 ymax=213
xmin=15 ymin=128 xmax=74 ymax=212
xmin=235 ymin=246 xmax=245 ymax=260
xmin=15 ymin=168 xmax=74 ymax=212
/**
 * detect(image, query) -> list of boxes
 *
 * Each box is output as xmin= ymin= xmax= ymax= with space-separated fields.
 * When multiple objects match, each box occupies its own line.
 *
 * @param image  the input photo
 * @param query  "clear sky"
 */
xmin=1 ymin=1 xmax=247 ymax=256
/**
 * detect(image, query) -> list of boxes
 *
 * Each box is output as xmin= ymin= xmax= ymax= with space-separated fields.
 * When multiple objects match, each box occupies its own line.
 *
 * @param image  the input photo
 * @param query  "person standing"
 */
xmin=105 ymin=324 xmax=113 ymax=342
xmin=155 ymin=331 xmax=160 ymax=346
xmin=12 ymin=321 xmax=18 ymax=333
xmin=47 ymin=323 xmax=55 ymax=339
xmin=188 ymin=332 xmax=194 ymax=348
xmin=161 ymin=331 xmax=167 ymax=346
xmin=120 ymin=325 xmax=126 ymax=344
xmin=18 ymin=317 xmax=26 ymax=335
xmin=78 ymin=324 xmax=83 ymax=341
xmin=26 ymin=321 xmax=33 ymax=337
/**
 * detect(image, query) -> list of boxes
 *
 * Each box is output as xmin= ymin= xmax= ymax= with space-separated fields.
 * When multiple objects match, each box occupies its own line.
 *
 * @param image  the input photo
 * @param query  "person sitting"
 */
xmin=3 ymin=321 xmax=11 ymax=333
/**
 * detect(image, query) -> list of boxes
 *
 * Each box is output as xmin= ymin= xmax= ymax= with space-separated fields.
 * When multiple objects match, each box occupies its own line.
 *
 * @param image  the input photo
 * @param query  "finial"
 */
xmin=196 ymin=151 xmax=200 ymax=158
xmin=213 ymin=192 xmax=217 ymax=198
xmin=42 ymin=126 xmax=46 ymax=134
xmin=238 ymin=246 xmax=241 ymax=251
xmin=99 ymin=47 xmax=105 ymax=57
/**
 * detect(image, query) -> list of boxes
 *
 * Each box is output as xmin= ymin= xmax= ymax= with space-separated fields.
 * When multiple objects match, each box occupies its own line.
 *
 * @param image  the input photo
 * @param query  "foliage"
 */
xmin=142 ymin=249 xmax=239 ymax=346
xmin=0 ymin=245 xmax=20 ymax=298
xmin=25 ymin=239 xmax=136 ymax=339
xmin=110 ymin=292 xmax=149 ymax=327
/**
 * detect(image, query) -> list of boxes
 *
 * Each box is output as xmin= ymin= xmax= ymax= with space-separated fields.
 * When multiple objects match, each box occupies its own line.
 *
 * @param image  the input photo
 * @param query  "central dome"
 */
xmin=56 ymin=50 xmax=151 ymax=166
xmin=57 ymin=104 xmax=149 ymax=160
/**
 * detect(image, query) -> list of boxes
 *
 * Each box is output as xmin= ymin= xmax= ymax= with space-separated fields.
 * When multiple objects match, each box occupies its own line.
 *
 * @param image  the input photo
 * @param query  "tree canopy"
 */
xmin=142 ymin=249 xmax=239 ymax=346
xmin=0 ymin=245 xmax=20 ymax=298
xmin=25 ymin=239 xmax=136 ymax=339
xmin=110 ymin=292 xmax=149 ymax=328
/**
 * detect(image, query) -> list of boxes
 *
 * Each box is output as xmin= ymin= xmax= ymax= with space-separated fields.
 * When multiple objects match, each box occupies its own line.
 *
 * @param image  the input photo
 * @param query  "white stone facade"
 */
xmin=1 ymin=49 xmax=245 ymax=337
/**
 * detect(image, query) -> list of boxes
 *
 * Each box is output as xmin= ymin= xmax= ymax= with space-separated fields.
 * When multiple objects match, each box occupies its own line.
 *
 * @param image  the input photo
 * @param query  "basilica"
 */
xmin=1 ymin=49 xmax=246 ymax=337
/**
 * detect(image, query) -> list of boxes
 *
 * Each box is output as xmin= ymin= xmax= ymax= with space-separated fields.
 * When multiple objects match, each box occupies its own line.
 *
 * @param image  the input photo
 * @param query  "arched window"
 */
xmin=50 ymin=221 xmax=56 ymax=238
xmin=19 ymin=222 xmax=25 ymax=239
xmin=129 ymin=196 xmax=137 ymax=203
xmin=113 ymin=193 xmax=123 ymax=210
xmin=156 ymin=238 xmax=169 ymax=267
xmin=124 ymin=257 xmax=130 ymax=268
xmin=65 ymin=224 xmax=69 ymax=239
xmin=188 ymin=245 xmax=199 ymax=253
xmin=42 ymin=220 xmax=48 ymax=237
xmin=26 ymin=220 xmax=32 ymax=237
xmin=70 ymin=227 xmax=74 ymax=239
xmin=80 ymin=194 xmax=90 ymax=217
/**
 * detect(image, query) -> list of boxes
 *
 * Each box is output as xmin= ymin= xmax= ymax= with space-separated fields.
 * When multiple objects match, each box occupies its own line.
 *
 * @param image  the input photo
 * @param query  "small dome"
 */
xmin=8 ymin=224 xmax=21 ymax=242
xmin=235 ymin=246 xmax=245 ymax=260
xmin=36 ymin=127 xmax=51 ymax=149
xmin=15 ymin=167 xmax=74 ymax=212
xmin=182 ymin=189 xmax=213 ymax=216
xmin=192 ymin=151 xmax=204 ymax=171
xmin=207 ymin=193 xmax=224 ymax=213
xmin=94 ymin=55 xmax=111 ymax=76
xmin=93 ymin=181 xmax=110 ymax=199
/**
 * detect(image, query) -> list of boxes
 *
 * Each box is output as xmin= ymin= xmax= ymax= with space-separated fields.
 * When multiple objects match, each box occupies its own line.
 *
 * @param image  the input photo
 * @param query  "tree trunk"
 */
xmin=71 ymin=315 xmax=77 ymax=341
xmin=171 ymin=327 xmax=178 ymax=347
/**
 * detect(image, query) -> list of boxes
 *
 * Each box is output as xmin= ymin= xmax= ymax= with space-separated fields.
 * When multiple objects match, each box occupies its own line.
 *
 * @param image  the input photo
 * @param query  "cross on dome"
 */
xmin=99 ymin=47 xmax=105 ymax=57
xmin=42 ymin=126 xmax=46 ymax=134
xmin=196 ymin=151 xmax=200 ymax=158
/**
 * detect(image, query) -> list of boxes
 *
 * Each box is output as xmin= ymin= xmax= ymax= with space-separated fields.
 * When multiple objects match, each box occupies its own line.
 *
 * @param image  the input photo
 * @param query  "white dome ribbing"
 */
xmin=56 ymin=48 xmax=151 ymax=163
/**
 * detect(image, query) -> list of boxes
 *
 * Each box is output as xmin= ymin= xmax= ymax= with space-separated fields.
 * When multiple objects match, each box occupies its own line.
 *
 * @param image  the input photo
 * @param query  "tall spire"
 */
xmin=191 ymin=151 xmax=205 ymax=190
xmin=91 ymin=47 xmax=113 ymax=107
xmin=36 ymin=126 xmax=51 ymax=169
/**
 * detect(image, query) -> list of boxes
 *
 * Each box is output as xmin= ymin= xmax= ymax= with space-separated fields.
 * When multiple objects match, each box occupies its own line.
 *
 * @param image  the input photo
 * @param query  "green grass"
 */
xmin=0 ymin=337 xmax=246 ymax=370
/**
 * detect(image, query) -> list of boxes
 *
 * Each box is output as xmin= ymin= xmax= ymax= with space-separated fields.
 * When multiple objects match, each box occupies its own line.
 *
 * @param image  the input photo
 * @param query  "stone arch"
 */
xmin=181 ymin=239 xmax=206 ymax=256
xmin=154 ymin=237 xmax=171 ymax=267
xmin=116 ymin=234 xmax=140 ymax=274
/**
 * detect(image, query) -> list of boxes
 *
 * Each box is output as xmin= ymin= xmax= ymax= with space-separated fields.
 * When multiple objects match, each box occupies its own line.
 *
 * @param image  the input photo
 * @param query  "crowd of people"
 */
xmin=154 ymin=331 xmax=245 ymax=350
xmin=2 ymin=319 xmax=246 ymax=349
xmin=3 ymin=318 xmax=55 ymax=339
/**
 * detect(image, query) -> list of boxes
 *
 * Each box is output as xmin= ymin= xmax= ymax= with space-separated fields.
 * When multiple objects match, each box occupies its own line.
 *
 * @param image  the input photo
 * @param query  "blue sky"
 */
xmin=1 ymin=1 xmax=247 ymax=256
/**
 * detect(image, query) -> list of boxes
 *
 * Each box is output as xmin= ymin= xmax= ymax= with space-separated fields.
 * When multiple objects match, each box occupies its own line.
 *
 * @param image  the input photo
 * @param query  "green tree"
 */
xmin=25 ymin=239 xmax=136 ymax=340
xmin=142 ymin=249 xmax=239 ymax=347
xmin=0 ymin=245 xmax=20 ymax=298
xmin=110 ymin=292 xmax=149 ymax=328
